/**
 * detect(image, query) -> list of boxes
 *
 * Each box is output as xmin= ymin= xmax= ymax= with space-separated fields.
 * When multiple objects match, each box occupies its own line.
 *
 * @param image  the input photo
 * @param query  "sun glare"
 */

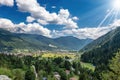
xmin=113 ymin=0 xmax=120 ymax=10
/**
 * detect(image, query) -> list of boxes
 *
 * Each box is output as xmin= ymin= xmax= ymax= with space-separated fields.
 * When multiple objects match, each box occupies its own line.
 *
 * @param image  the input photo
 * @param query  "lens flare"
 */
xmin=113 ymin=0 xmax=120 ymax=10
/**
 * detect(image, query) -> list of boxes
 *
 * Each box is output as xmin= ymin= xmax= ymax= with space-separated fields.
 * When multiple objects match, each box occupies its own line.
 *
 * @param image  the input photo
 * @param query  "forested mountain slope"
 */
xmin=81 ymin=27 xmax=120 ymax=65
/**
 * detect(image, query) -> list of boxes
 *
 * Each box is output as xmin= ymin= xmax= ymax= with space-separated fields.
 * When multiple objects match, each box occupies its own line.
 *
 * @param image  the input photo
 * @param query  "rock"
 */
xmin=0 ymin=75 xmax=11 ymax=80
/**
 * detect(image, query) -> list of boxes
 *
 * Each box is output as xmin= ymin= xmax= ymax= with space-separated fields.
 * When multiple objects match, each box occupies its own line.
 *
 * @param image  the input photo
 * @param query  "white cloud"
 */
xmin=52 ymin=19 xmax=120 ymax=39
xmin=0 ymin=18 xmax=15 ymax=29
xmin=0 ymin=0 xmax=14 ymax=7
xmin=111 ymin=19 xmax=120 ymax=27
xmin=26 ymin=16 xmax=35 ymax=23
xmin=37 ymin=19 xmax=48 ymax=25
xmin=0 ymin=18 xmax=51 ymax=37
xmin=16 ymin=0 xmax=78 ymax=29
xmin=16 ymin=22 xmax=51 ymax=37
xmin=58 ymin=9 xmax=70 ymax=19
xmin=0 ymin=18 xmax=120 ymax=39
xmin=72 ymin=16 xmax=79 ymax=21
xmin=51 ymin=27 xmax=108 ymax=39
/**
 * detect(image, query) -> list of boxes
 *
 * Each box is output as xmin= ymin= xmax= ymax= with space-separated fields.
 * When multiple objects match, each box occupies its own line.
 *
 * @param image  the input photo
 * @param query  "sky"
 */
xmin=0 ymin=0 xmax=120 ymax=39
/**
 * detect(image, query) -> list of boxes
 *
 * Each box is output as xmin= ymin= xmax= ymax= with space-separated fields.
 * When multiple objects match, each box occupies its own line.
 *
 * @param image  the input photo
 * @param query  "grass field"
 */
xmin=41 ymin=53 xmax=77 ymax=59
xmin=80 ymin=62 xmax=95 ymax=71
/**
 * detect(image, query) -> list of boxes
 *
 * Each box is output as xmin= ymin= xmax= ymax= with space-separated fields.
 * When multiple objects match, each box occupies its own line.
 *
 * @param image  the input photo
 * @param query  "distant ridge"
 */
xmin=54 ymin=36 xmax=92 ymax=50
xmin=0 ymin=28 xmax=92 ymax=52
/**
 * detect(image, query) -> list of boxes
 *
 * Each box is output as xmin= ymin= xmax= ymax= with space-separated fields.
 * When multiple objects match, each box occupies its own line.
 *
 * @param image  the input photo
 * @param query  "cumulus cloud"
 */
xmin=16 ymin=0 xmax=78 ymax=29
xmin=52 ymin=19 xmax=120 ymax=39
xmin=111 ymin=19 xmax=120 ymax=27
xmin=26 ymin=16 xmax=35 ymax=23
xmin=72 ymin=16 xmax=79 ymax=21
xmin=0 ymin=0 xmax=14 ymax=7
xmin=16 ymin=22 xmax=51 ymax=37
xmin=0 ymin=18 xmax=51 ymax=37
xmin=51 ymin=27 xmax=109 ymax=39
xmin=0 ymin=18 xmax=120 ymax=39
xmin=52 ymin=28 xmax=107 ymax=39
xmin=37 ymin=19 xmax=48 ymax=25
xmin=0 ymin=18 xmax=15 ymax=29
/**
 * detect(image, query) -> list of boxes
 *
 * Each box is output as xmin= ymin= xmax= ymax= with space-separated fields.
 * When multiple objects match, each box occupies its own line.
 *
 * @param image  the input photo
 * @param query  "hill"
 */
xmin=54 ymin=36 xmax=92 ymax=50
xmin=81 ymin=27 xmax=120 ymax=65
xmin=0 ymin=28 xmax=59 ymax=52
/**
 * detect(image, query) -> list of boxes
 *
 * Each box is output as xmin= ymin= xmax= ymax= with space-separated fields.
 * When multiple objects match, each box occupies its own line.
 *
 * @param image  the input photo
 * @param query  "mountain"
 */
xmin=81 ymin=27 xmax=120 ymax=65
xmin=0 ymin=28 xmax=92 ymax=52
xmin=0 ymin=28 xmax=59 ymax=52
xmin=54 ymin=36 xmax=92 ymax=50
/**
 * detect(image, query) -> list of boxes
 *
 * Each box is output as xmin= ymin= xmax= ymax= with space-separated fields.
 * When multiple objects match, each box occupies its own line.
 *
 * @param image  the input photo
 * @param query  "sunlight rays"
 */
xmin=98 ymin=9 xmax=114 ymax=27
xmin=97 ymin=0 xmax=120 ymax=28
xmin=94 ymin=0 xmax=120 ymax=37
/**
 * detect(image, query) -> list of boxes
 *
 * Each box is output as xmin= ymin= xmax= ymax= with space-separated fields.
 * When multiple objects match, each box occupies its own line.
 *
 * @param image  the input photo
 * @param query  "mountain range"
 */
xmin=0 ymin=28 xmax=92 ymax=52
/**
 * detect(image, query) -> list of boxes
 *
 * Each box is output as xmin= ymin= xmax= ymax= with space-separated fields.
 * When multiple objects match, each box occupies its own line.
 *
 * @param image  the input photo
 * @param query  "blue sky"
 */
xmin=0 ymin=0 xmax=120 ymax=39
xmin=0 ymin=0 xmax=111 ymax=27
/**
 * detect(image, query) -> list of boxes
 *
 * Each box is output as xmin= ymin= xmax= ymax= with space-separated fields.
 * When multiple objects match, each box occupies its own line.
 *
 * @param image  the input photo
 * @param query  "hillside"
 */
xmin=81 ymin=27 xmax=120 ymax=65
xmin=0 ymin=28 xmax=92 ymax=52
xmin=54 ymin=36 xmax=92 ymax=50
xmin=0 ymin=28 xmax=59 ymax=52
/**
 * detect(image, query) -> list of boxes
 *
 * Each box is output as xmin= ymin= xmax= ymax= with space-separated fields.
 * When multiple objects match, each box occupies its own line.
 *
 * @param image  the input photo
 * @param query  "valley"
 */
xmin=0 ymin=51 xmax=95 ymax=80
xmin=0 ymin=27 xmax=120 ymax=80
